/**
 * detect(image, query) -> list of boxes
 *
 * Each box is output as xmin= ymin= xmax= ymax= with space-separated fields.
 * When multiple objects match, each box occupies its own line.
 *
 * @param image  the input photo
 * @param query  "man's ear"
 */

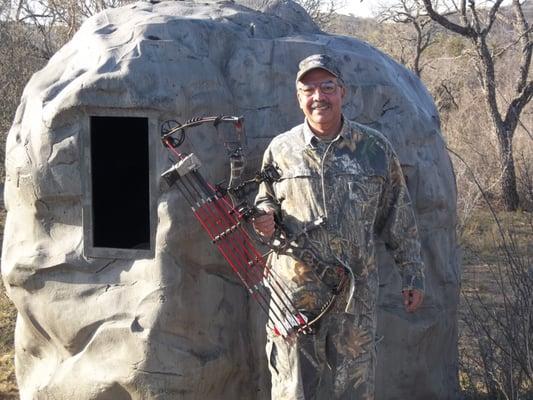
xmin=296 ymin=91 xmax=304 ymax=110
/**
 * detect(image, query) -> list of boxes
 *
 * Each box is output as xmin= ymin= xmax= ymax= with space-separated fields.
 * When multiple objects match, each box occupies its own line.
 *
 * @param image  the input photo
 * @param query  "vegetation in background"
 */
xmin=422 ymin=0 xmax=531 ymax=212
xmin=460 ymin=211 xmax=532 ymax=399
xmin=0 ymin=208 xmax=16 ymax=399
xmin=376 ymin=0 xmax=438 ymax=77
xmin=0 ymin=282 xmax=17 ymax=400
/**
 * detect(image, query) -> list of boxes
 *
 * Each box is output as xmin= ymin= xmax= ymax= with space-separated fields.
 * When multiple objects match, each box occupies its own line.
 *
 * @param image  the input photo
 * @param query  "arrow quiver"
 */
xmin=160 ymin=115 xmax=347 ymax=338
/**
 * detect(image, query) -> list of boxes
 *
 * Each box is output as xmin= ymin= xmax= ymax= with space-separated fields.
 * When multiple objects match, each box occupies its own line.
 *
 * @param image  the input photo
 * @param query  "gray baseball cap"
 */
xmin=296 ymin=54 xmax=343 ymax=83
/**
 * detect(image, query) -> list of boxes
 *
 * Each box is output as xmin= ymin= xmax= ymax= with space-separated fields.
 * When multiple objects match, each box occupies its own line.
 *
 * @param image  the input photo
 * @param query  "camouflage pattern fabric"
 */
xmin=256 ymin=117 xmax=425 ymax=399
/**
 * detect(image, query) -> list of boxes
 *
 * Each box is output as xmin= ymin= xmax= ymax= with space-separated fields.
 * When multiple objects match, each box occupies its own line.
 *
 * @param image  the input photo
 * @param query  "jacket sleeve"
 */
xmin=376 ymin=150 xmax=425 ymax=292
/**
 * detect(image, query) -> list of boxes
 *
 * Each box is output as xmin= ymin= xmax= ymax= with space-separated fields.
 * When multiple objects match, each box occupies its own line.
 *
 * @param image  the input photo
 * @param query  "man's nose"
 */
xmin=311 ymin=87 xmax=325 ymax=100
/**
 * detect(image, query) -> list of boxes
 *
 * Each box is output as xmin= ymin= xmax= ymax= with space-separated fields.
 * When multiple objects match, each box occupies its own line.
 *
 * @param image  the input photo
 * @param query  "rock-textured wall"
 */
xmin=1 ymin=1 xmax=459 ymax=399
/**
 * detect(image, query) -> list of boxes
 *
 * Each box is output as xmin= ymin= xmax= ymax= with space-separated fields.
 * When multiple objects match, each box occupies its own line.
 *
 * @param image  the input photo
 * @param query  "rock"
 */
xmin=1 ymin=0 xmax=459 ymax=399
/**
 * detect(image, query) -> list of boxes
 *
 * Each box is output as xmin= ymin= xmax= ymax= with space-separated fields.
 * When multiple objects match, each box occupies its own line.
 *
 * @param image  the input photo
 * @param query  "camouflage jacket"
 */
xmin=255 ymin=118 xmax=424 ymax=315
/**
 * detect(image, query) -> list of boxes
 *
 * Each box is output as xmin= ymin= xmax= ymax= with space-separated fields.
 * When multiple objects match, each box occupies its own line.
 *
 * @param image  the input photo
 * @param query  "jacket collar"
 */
xmin=303 ymin=115 xmax=350 ymax=148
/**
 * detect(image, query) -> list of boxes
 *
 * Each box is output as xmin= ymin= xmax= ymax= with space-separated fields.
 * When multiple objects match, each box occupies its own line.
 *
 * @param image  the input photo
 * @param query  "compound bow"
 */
xmin=160 ymin=115 xmax=348 ymax=338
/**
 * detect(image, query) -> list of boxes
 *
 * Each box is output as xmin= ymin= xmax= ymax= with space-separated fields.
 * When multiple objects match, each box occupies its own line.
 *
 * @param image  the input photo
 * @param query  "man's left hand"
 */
xmin=402 ymin=289 xmax=424 ymax=313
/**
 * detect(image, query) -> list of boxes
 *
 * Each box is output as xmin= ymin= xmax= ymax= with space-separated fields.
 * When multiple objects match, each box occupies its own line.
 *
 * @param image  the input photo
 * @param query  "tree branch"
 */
xmin=512 ymin=0 xmax=532 ymax=94
xmin=482 ymin=0 xmax=505 ymax=36
xmin=468 ymin=0 xmax=482 ymax=34
xmin=421 ymin=0 xmax=476 ymax=37
xmin=504 ymin=80 xmax=533 ymax=135
xmin=493 ymin=26 xmax=533 ymax=59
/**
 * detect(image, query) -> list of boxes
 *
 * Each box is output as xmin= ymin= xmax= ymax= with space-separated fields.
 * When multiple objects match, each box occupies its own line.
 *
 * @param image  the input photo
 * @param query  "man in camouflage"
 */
xmin=253 ymin=54 xmax=425 ymax=399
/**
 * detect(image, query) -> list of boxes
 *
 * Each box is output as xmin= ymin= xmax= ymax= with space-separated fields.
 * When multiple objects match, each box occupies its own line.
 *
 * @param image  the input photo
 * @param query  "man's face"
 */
xmin=296 ymin=68 xmax=345 ymax=133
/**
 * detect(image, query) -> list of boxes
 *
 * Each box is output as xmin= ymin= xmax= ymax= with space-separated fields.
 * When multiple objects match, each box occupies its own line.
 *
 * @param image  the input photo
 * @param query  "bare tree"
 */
xmin=0 ymin=0 xmax=135 ymax=178
xmin=453 ymin=150 xmax=533 ymax=398
xmin=237 ymin=0 xmax=346 ymax=29
xmin=296 ymin=0 xmax=345 ymax=28
xmin=377 ymin=0 xmax=439 ymax=77
xmin=421 ymin=0 xmax=532 ymax=211
xmin=10 ymin=0 xmax=135 ymax=55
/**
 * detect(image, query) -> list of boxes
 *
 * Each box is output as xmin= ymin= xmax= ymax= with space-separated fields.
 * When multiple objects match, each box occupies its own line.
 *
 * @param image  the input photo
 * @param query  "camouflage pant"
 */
xmin=266 ymin=283 xmax=377 ymax=400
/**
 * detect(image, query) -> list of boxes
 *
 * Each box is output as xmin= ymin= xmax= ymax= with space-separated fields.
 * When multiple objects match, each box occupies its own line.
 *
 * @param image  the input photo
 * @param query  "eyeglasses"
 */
xmin=297 ymin=80 xmax=340 ymax=96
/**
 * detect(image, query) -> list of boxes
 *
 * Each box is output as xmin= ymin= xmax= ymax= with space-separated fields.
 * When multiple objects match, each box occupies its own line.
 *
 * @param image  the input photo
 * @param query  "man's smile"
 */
xmin=311 ymin=101 xmax=330 ymax=110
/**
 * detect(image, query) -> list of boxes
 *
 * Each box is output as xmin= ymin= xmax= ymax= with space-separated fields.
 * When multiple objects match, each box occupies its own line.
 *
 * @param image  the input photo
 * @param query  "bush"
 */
xmin=459 ymin=211 xmax=533 ymax=399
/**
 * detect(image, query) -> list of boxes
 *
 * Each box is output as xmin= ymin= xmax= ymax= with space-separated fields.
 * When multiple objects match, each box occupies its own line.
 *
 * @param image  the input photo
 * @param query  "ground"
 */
xmin=458 ymin=210 xmax=532 ymax=399
xmin=0 ymin=207 xmax=17 ymax=399
xmin=0 ymin=281 xmax=16 ymax=399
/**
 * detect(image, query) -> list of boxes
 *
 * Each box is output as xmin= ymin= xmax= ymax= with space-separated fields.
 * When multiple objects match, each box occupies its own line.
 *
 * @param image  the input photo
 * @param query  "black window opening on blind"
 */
xmin=90 ymin=116 xmax=150 ymax=250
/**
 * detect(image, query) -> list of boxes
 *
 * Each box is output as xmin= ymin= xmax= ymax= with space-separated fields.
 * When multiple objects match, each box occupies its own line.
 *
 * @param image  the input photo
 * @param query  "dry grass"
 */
xmin=460 ymin=210 xmax=532 ymax=265
xmin=459 ymin=211 xmax=533 ymax=399
xmin=0 ymin=281 xmax=17 ymax=399
xmin=0 ymin=207 xmax=18 ymax=399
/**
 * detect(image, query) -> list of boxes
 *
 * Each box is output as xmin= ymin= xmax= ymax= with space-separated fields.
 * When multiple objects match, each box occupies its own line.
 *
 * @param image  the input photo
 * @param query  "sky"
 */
xmin=337 ymin=0 xmax=389 ymax=18
xmin=337 ymin=0 xmax=515 ymax=18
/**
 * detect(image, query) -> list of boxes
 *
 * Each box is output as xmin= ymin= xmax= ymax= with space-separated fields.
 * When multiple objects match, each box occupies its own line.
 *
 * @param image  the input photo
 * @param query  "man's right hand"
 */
xmin=252 ymin=208 xmax=276 ymax=239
